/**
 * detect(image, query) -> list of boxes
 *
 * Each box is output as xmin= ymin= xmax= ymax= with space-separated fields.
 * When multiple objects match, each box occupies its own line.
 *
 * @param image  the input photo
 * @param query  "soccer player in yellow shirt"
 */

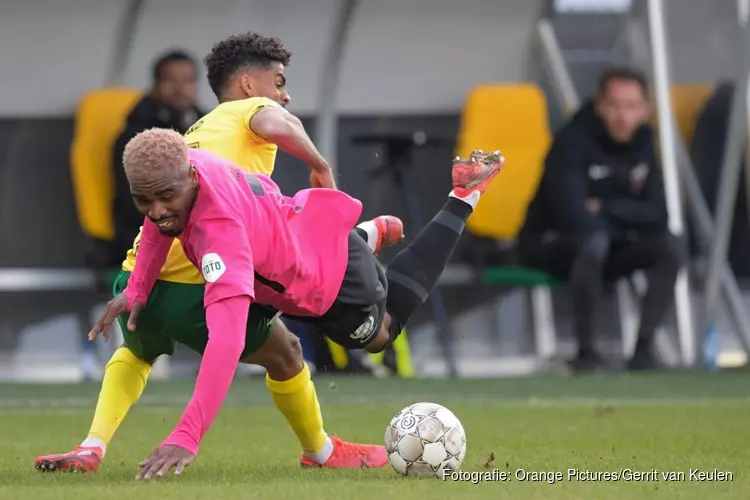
xmin=35 ymin=32 xmax=403 ymax=474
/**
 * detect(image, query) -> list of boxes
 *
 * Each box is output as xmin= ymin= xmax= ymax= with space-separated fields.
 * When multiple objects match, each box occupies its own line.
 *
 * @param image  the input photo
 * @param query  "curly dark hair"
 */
xmin=204 ymin=32 xmax=293 ymax=99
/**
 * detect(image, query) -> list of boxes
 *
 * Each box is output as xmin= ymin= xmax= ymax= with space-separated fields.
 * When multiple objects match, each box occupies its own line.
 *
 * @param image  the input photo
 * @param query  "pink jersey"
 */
xmin=122 ymin=148 xmax=362 ymax=454
xmin=126 ymin=148 xmax=361 ymax=315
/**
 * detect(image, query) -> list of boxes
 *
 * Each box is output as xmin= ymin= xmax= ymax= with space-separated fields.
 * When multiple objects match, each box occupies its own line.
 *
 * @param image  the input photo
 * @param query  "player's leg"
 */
xmin=34 ymin=343 xmax=153 ymax=473
xmin=240 ymin=311 xmax=388 ymax=468
xmin=85 ymin=275 xmax=191 ymax=451
xmin=340 ymin=151 xmax=504 ymax=353
xmin=242 ymin=317 xmax=329 ymax=460
xmin=35 ymin=271 xmax=179 ymax=473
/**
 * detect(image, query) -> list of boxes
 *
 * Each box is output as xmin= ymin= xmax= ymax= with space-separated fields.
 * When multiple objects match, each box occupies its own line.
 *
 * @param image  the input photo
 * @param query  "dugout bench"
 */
xmin=356 ymin=82 xmax=689 ymax=373
xmin=433 ymin=82 xmax=714 ymax=369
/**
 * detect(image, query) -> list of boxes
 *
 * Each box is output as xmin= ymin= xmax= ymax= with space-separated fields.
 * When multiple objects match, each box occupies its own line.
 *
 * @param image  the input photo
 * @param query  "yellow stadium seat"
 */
xmin=671 ymin=84 xmax=714 ymax=147
xmin=652 ymin=84 xmax=713 ymax=148
xmin=457 ymin=84 xmax=552 ymax=240
xmin=70 ymin=88 xmax=142 ymax=241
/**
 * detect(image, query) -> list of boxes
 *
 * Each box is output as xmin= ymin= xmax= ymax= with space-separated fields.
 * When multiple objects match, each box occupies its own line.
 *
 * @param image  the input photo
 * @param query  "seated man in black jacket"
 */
xmin=111 ymin=50 xmax=205 ymax=264
xmin=518 ymin=68 xmax=686 ymax=372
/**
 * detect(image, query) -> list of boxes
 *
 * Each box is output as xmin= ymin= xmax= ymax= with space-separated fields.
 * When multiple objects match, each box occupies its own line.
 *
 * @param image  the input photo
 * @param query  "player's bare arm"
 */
xmin=137 ymin=293 xmax=250 ymax=479
xmin=250 ymin=107 xmax=337 ymax=189
xmin=135 ymin=213 xmax=256 ymax=480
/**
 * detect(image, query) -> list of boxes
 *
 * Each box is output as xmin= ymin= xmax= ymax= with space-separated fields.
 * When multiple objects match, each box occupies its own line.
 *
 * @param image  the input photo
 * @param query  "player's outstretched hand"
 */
xmin=136 ymin=445 xmax=195 ymax=480
xmin=88 ymin=293 xmax=145 ymax=342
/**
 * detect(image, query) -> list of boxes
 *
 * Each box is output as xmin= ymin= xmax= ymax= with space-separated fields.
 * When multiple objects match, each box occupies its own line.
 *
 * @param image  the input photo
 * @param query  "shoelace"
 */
xmin=332 ymin=438 xmax=374 ymax=457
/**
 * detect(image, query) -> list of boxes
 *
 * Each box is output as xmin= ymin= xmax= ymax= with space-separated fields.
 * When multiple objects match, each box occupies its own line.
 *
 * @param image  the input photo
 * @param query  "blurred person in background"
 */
xmin=81 ymin=50 xmax=204 ymax=380
xmin=691 ymin=82 xmax=750 ymax=278
xmin=518 ymin=67 xmax=686 ymax=373
xmin=111 ymin=50 xmax=205 ymax=264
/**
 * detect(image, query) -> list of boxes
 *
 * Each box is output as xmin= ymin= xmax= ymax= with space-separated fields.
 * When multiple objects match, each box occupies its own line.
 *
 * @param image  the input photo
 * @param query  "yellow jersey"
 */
xmin=122 ymin=97 xmax=283 ymax=283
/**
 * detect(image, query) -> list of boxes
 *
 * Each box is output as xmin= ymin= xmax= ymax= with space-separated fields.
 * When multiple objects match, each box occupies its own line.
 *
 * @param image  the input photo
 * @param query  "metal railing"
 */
xmin=626 ymin=0 xmax=750 ymax=365
xmin=646 ymin=0 xmax=696 ymax=365
xmin=701 ymin=0 xmax=750 ymax=367
xmin=315 ymin=0 xmax=359 ymax=176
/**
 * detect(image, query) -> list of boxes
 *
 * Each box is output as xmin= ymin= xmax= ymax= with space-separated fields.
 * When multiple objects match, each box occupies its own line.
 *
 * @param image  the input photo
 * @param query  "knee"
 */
xmin=364 ymin=323 xmax=391 ymax=354
xmin=264 ymin=329 xmax=305 ymax=380
xmin=570 ymin=233 xmax=610 ymax=282
xmin=285 ymin=333 xmax=304 ymax=364
xmin=278 ymin=333 xmax=304 ymax=374
xmin=365 ymin=312 xmax=403 ymax=354
xmin=577 ymin=232 xmax=611 ymax=262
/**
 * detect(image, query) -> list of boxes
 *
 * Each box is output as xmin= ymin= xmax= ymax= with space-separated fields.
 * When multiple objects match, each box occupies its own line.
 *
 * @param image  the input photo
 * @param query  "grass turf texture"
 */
xmin=0 ymin=373 xmax=748 ymax=499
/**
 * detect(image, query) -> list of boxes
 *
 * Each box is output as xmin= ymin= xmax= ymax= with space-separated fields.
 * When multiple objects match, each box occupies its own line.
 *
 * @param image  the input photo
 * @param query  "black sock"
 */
xmin=355 ymin=227 xmax=368 ymax=242
xmin=385 ymin=197 xmax=471 ymax=330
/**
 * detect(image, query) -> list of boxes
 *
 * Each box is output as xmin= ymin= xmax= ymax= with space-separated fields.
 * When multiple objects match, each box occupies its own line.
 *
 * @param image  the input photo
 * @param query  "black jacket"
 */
xmin=111 ymin=96 xmax=204 ymax=263
xmin=521 ymin=101 xmax=668 ymax=238
xmin=691 ymin=82 xmax=750 ymax=276
xmin=692 ymin=83 xmax=746 ymax=216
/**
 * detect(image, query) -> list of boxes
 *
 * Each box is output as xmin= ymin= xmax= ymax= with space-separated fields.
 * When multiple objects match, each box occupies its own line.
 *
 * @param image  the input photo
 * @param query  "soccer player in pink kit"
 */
xmin=92 ymin=128 xmax=503 ymax=479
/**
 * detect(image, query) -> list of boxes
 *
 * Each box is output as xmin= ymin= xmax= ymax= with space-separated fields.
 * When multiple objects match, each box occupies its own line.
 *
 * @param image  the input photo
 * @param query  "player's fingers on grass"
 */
xmin=138 ymin=450 xmax=159 ymax=468
xmin=138 ymin=461 xmax=161 ymax=481
xmin=139 ymin=447 xmax=160 ymax=467
xmin=136 ymin=463 xmax=150 ymax=479
xmin=156 ymin=457 xmax=180 ymax=478
xmin=174 ymin=460 xmax=188 ymax=476
xmin=136 ymin=456 xmax=160 ymax=479
xmin=176 ymin=453 xmax=195 ymax=475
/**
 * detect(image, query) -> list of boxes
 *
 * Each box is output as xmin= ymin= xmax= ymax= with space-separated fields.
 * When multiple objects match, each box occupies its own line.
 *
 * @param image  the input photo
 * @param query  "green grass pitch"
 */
xmin=0 ymin=372 xmax=749 ymax=499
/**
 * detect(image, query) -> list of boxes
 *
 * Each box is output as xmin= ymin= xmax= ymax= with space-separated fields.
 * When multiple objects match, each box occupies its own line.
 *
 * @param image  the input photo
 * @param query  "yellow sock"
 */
xmin=266 ymin=363 xmax=328 ymax=453
xmin=86 ymin=347 xmax=151 ymax=446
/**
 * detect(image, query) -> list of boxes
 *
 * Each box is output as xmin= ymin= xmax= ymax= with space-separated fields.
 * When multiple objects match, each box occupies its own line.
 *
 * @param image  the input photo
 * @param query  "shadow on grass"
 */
xmin=9 ymin=463 xmax=403 ymax=486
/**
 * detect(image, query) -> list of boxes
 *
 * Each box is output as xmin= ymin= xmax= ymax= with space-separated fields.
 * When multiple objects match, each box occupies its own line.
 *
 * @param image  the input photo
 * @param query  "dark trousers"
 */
xmin=518 ymin=230 xmax=686 ymax=356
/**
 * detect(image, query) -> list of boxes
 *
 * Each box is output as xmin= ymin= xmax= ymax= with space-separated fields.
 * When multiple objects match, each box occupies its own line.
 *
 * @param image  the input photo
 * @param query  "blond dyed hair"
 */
xmin=122 ymin=128 xmax=189 ymax=180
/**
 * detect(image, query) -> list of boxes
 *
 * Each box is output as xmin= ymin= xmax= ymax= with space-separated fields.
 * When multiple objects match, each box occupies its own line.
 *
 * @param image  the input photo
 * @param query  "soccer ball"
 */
xmin=384 ymin=402 xmax=466 ymax=478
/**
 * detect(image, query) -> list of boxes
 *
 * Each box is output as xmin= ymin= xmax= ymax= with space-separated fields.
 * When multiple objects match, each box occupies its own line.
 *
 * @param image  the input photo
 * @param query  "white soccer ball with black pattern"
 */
xmin=385 ymin=402 xmax=466 ymax=478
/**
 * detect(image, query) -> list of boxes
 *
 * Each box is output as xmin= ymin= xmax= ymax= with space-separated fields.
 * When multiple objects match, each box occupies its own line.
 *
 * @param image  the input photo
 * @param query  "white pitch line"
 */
xmin=1 ymin=394 xmax=750 ymax=412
